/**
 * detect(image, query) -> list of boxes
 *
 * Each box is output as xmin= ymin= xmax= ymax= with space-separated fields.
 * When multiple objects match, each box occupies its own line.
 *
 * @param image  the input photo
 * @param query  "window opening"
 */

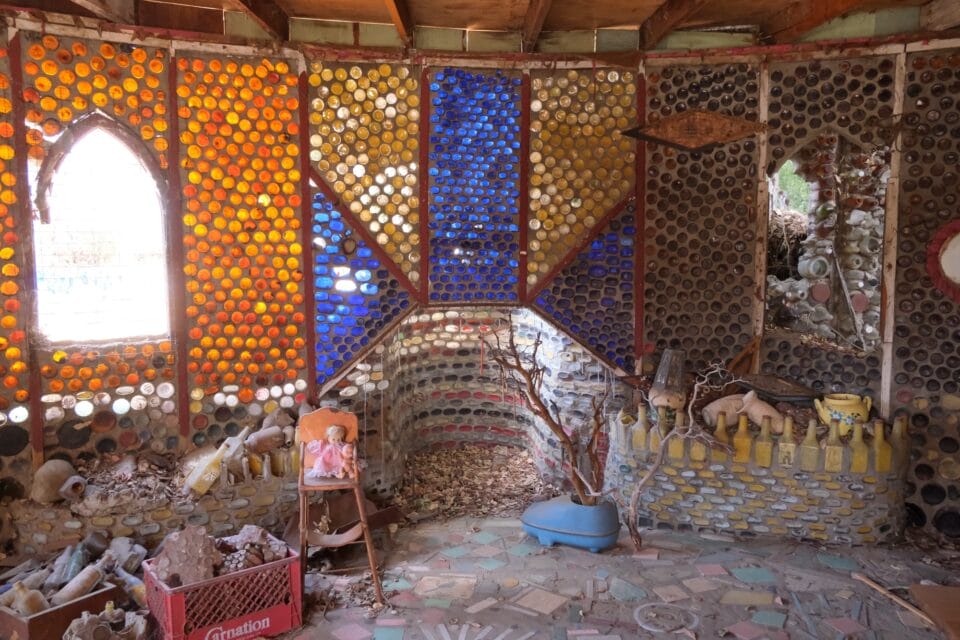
xmin=765 ymin=133 xmax=888 ymax=351
xmin=30 ymin=116 xmax=169 ymax=343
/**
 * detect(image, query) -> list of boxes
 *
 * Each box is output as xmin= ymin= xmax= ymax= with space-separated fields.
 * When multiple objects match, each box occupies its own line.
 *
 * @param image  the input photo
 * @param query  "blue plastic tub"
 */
xmin=520 ymin=495 xmax=621 ymax=553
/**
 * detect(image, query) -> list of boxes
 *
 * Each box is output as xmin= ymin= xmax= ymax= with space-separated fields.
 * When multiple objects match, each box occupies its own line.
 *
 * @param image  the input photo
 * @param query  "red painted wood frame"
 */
xmin=518 ymin=72 xmax=530 ymax=303
xmin=8 ymin=34 xmax=44 ymax=467
xmin=166 ymin=54 xmax=191 ymax=443
xmin=635 ymin=69 xmax=647 ymax=367
xmin=418 ymin=65 xmax=430 ymax=303
xmin=297 ymin=71 xmax=318 ymax=403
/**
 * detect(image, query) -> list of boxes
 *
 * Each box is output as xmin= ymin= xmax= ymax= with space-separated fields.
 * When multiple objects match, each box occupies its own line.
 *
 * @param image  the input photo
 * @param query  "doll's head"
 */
xmin=326 ymin=424 xmax=346 ymax=444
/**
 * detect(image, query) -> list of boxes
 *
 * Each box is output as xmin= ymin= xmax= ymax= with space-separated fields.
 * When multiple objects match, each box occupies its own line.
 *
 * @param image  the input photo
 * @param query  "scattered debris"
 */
xmin=62 ymin=601 xmax=147 ymax=640
xmin=150 ymin=524 xmax=291 ymax=587
xmin=852 ymin=571 xmax=934 ymax=628
xmin=217 ymin=525 xmax=288 ymax=576
xmin=150 ymin=525 xmax=222 ymax=587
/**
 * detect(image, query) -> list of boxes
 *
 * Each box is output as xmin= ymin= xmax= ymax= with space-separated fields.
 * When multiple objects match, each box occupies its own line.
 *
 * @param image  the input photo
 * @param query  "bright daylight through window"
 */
xmin=32 ymin=125 xmax=169 ymax=343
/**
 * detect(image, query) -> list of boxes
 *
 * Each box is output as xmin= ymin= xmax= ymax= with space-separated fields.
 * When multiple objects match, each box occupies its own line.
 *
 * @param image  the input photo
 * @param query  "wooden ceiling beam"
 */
xmin=140 ymin=1 xmax=224 ymax=34
xmin=67 ymin=0 xmax=133 ymax=24
xmin=921 ymin=0 xmax=960 ymax=31
xmin=639 ymin=0 xmax=713 ymax=50
xmin=763 ymin=0 xmax=869 ymax=43
xmin=521 ymin=0 xmax=551 ymax=51
xmin=384 ymin=0 xmax=414 ymax=47
xmin=229 ymin=0 xmax=288 ymax=40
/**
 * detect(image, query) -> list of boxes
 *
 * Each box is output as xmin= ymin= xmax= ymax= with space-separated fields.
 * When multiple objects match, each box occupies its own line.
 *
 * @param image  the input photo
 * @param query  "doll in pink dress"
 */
xmin=307 ymin=425 xmax=353 ymax=479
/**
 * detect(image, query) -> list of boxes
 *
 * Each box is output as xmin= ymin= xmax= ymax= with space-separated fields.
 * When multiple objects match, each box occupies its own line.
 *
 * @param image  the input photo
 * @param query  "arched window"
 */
xmin=765 ymin=131 xmax=888 ymax=351
xmin=31 ymin=114 xmax=169 ymax=343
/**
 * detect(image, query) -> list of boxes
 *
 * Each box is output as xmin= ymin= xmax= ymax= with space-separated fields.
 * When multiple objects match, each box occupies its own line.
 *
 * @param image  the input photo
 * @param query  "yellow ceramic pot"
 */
xmin=814 ymin=393 xmax=872 ymax=435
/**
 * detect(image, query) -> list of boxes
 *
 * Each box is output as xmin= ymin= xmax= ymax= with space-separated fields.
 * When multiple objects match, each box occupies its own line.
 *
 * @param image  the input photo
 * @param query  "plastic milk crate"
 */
xmin=143 ymin=540 xmax=301 ymax=640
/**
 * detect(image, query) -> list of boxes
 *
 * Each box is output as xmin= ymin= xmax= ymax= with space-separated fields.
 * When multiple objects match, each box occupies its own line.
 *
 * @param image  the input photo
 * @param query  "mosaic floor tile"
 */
xmin=465 ymin=597 xmax=498 ymax=614
xmin=373 ymin=628 xmax=405 ymax=640
xmin=421 ymin=609 xmax=447 ymax=624
xmin=608 ymin=577 xmax=646 ymax=602
xmin=470 ymin=531 xmax=501 ymax=545
xmin=824 ymin=617 xmax=867 ymax=635
xmin=384 ymin=577 xmax=414 ymax=591
xmin=508 ymin=544 xmax=539 ymax=557
xmin=472 ymin=544 xmax=506 ymax=558
xmin=332 ymin=623 xmax=373 ymax=640
xmin=724 ymin=620 xmax=766 ymax=640
xmin=389 ymin=592 xmax=422 ymax=607
xmin=302 ymin=516 xmax=941 ymax=640
xmin=414 ymin=575 xmax=477 ymax=600
xmin=476 ymin=558 xmax=507 ymax=571
xmin=682 ymin=577 xmax=719 ymax=593
xmin=424 ymin=598 xmax=452 ymax=608
xmin=442 ymin=546 xmax=471 ymax=558
xmin=720 ymin=590 xmax=776 ymax=606
xmin=751 ymin=610 xmax=787 ymax=628
xmin=697 ymin=563 xmax=729 ymax=576
xmin=513 ymin=586 xmax=568 ymax=614
xmin=818 ymin=553 xmax=859 ymax=572
xmin=652 ymin=585 xmax=688 ymax=603
xmin=731 ymin=567 xmax=777 ymax=584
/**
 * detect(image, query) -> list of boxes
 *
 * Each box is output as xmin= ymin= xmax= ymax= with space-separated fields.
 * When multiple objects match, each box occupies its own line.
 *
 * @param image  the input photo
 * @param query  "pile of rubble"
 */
xmin=150 ymin=524 xmax=289 ymax=587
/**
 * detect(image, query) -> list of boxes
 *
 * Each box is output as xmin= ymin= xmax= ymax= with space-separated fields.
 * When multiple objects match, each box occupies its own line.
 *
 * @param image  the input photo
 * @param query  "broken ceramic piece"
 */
xmin=30 ymin=459 xmax=76 ymax=504
xmin=739 ymin=390 xmax=785 ymax=434
xmin=702 ymin=394 xmax=745 ymax=428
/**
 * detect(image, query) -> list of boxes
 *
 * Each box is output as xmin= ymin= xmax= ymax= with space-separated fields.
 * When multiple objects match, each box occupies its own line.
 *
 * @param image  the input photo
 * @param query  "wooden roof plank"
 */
xmin=763 ymin=0 xmax=869 ymax=43
xmin=230 ymin=0 xmax=288 ymax=40
xmin=384 ymin=0 xmax=414 ymax=46
xmin=521 ymin=0 xmax=551 ymax=51
xmin=640 ymin=0 xmax=713 ymax=49
xmin=67 ymin=0 xmax=133 ymax=23
xmin=921 ymin=0 xmax=960 ymax=31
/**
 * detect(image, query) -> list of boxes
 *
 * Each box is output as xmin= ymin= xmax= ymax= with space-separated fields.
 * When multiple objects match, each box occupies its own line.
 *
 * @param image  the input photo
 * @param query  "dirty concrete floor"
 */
xmin=288 ymin=517 xmax=951 ymax=640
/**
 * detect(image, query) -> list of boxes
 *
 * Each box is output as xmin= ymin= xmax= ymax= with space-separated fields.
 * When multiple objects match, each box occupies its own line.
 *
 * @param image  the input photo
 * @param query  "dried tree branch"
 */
xmin=484 ymin=321 xmax=602 ymax=506
xmin=623 ymin=361 xmax=739 ymax=549
xmin=587 ymin=391 xmax=608 ymax=494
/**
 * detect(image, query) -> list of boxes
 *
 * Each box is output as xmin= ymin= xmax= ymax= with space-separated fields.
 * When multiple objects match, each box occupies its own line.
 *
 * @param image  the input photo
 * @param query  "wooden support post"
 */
xmin=763 ymin=0 xmax=869 ymax=43
xmin=383 ymin=0 xmax=414 ymax=47
xmin=921 ymin=0 xmax=960 ymax=32
xmin=751 ymin=61 xmax=770 ymax=374
xmin=880 ymin=50 xmax=905 ymax=419
xmin=521 ymin=0 xmax=552 ymax=52
xmin=639 ymin=0 xmax=712 ymax=50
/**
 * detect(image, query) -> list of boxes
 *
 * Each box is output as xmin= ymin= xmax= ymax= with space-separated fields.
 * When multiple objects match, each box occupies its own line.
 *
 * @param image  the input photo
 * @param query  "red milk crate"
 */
xmin=143 ymin=541 xmax=302 ymax=640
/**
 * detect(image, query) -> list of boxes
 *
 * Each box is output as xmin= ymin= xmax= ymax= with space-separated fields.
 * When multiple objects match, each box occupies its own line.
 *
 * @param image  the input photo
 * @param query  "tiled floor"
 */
xmin=288 ymin=517 xmax=951 ymax=639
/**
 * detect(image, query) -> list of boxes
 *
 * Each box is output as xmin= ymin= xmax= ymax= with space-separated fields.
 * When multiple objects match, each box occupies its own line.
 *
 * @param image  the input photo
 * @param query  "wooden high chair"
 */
xmin=298 ymin=407 xmax=384 ymax=603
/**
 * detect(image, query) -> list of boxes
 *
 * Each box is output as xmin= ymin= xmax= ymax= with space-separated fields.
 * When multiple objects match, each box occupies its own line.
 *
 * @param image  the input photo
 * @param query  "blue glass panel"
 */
xmin=534 ymin=202 xmax=636 ymax=371
xmin=428 ymin=68 xmax=521 ymax=303
xmin=312 ymin=190 xmax=411 ymax=385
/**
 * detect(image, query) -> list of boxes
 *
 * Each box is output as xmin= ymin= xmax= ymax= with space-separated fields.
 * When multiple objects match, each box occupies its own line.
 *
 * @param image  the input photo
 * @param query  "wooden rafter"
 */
xmin=521 ymin=0 xmax=551 ymax=51
xmin=763 ymin=0 xmax=868 ymax=43
xmin=229 ymin=0 xmax=288 ymax=40
xmin=921 ymin=0 xmax=960 ymax=31
xmin=639 ymin=0 xmax=712 ymax=50
xmin=67 ymin=0 xmax=133 ymax=23
xmin=384 ymin=0 xmax=414 ymax=47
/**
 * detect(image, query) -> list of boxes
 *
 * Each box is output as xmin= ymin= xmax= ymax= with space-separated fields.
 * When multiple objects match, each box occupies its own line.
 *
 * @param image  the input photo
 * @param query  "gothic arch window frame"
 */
xmin=29 ymin=111 xmax=173 ymax=345
xmin=765 ymin=127 xmax=865 ymax=176
xmin=33 ymin=111 xmax=169 ymax=224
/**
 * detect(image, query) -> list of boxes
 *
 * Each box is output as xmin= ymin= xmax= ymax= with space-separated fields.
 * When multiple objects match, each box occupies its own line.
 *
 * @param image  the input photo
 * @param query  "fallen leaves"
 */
xmin=393 ymin=445 xmax=557 ymax=521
